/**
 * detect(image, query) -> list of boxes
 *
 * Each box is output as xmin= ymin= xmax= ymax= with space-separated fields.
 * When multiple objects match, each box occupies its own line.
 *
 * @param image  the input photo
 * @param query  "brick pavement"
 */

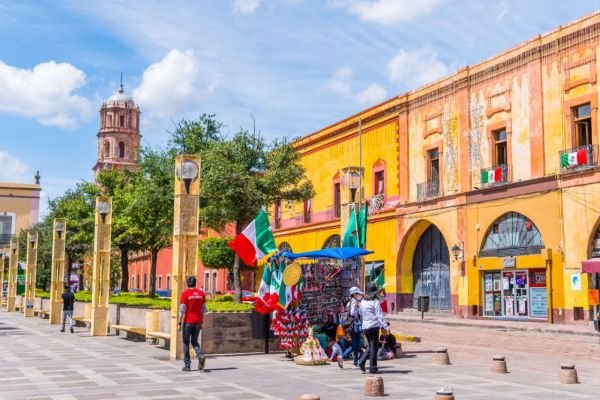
xmin=1 ymin=309 xmax=599 ymax=400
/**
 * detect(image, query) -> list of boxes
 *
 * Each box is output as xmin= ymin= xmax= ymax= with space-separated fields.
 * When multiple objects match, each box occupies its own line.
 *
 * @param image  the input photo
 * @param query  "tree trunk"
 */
xmin=233 ymin=220 xmax=243 ymax=303
xmin=120 ymin=246 xmax=129 ymax=292
xmin=149 ymin=248 xmax=158 ymax=298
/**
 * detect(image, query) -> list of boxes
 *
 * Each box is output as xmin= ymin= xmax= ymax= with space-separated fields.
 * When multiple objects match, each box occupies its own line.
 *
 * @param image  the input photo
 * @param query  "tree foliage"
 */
xmin=199 ymin=237 xmax=235 ymax=270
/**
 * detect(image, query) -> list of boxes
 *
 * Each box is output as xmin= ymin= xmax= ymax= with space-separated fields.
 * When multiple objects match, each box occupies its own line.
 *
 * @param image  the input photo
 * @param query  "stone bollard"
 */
xmin=491 ymin=355 xmax=508 ymax=374
xmin=433 ymin=348 xmax=451 ymax=365
xmin=364 ymin=375 xmax=385 ymax=397
xmin=299 ymin=394 xmax=320 ymax=400
xmin=559 ymin=363 xmax=578 ymax=384
xmin=434 ymin=387 xmax=454 ymax=400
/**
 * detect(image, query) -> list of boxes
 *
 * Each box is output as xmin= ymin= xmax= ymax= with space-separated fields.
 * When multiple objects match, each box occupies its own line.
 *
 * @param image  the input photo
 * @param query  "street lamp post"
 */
xmin=24 ymin=231 xmax=38 ymax=317
xmin=6 ymin=240 xmax=18 ymax=312
xmin=91 ymin=196 xmax=112 ymax=336
xmin=49 ymin=219 xmax=67 ymax=325
xmin=170 ymin=155 xmax=200 ymax=360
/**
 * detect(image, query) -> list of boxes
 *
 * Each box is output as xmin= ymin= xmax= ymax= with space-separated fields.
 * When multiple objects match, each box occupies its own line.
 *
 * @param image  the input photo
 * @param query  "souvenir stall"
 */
xmin=277 ymin=247 xmax=372 ymax=365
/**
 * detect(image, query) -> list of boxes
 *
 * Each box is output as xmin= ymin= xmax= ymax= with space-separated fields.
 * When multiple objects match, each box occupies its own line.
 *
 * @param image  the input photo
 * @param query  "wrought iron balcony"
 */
xmin=480 ymin=164 xmax=511 ymax=188
xmin=559 ymin=144 xmax=598 ymax=172
xmin=416 ymin=180 xmax=440 ymax=202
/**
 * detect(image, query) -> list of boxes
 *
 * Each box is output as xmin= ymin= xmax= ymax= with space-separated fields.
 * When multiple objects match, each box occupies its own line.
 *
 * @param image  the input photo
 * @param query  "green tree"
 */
xmin=127 ymin=147 xmax=175 ymax=297
xmin=199 ymin=237 xmax=235 ymax=269
xmin=200 ymin=130 xmax=313 ymax=302
xmin=96 ymin=168 xmax=142 ymax=292
xmin=168 ymin=114 xmax=224 ymax=154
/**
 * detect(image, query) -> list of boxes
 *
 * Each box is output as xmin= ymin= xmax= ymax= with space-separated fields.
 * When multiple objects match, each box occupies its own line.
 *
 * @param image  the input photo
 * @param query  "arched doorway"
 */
xmin=412 ymin=225 xmax=450 ymax=310
xmin=278 ymin=242 xmax=293 ymax=253
xmin=322 ymin=234 xmax=341 ymax=249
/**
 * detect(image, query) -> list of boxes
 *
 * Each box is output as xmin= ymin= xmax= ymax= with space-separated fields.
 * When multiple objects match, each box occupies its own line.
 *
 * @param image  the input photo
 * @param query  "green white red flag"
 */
xmin=229 ymin=210 xmax=277 ymax=267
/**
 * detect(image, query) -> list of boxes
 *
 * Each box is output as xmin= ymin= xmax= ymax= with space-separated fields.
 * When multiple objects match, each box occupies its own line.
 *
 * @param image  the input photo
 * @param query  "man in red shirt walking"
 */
xmin=178 ymin=276 xmax=207 ymax=371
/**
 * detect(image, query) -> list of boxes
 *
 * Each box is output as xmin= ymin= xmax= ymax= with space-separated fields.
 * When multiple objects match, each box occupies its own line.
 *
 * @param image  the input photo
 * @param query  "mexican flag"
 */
xmin=342 ymin=205 xmax=359 ymax=247
xmin=255 ymin=263 xmax=272 ymax=314
xmin=481 ymin=167 xmax=502 ymax=184
xmin=560 ymin=149 xmax=588 ymax=168
xmin=229 ymin=210 xmax=277 ymax=266
xmin=268 ymin=261 xmax=282 ymax=310
xmin=357 ymin=204 xmax=367 ymax=248
xmin=375 ymin=271 xmax=385 ymax=289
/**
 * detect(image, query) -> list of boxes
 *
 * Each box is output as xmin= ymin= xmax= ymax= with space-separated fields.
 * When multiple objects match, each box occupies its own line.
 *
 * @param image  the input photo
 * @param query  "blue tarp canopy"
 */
xmin=281 ymin=247 xmax=373 ymax=260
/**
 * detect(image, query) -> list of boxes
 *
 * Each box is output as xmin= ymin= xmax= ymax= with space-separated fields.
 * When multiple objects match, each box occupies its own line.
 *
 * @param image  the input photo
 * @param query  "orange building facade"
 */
xmin=272 ymin=12 xmax=600 ymax=324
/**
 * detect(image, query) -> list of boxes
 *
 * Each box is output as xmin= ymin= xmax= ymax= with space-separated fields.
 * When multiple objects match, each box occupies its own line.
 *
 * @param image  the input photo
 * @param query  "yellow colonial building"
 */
xmin=273 ymin=12 xmax=600 ymax=324
xmin=0 ymin=179 xmax=41 ymax=249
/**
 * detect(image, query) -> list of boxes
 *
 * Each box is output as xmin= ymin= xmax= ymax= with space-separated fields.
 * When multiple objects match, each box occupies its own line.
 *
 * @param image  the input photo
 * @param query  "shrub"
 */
xmin=212 ymin=294 xmax=234 ymax=302
xmin=207 ymin=301 xmax=253 ymax=313
xmin=36 ymin=289 xmax=50 ymax=299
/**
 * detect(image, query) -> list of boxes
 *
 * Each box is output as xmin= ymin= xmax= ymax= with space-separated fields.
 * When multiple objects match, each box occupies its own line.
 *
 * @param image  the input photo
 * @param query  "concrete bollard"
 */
xmin=299 ymin=394 xmax=320 ymax=400
xmin=491 ymin=355 xmax=508 ymax=374
xmin=433 ymin=348 xmax=451 ymax=365
xmin=434 ymin=387 xmax=454 ymax=400
xmin=559 ymin=363 xmax=578 ymax=384
xmin=364 ymin=375 xmax=385 ymax=397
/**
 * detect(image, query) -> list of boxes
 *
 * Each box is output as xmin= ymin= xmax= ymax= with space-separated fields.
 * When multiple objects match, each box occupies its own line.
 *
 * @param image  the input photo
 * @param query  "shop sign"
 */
xmin=589 ymin=289 xmax=600 ymax=306
xmin=531 ymin=271 xmax=546 ymax=287
xmin=571 ymin=273 xmax=582 ymax=291
xmin=530 ymin=287 xmax=548 ymax=318
xmin=502 ymin=257 xmax=516 ymax=268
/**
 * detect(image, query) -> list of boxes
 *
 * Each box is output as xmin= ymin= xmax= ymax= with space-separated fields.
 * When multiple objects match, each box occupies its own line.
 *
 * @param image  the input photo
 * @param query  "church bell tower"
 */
xmin=93 ymin=79 xmax=141 ymax=174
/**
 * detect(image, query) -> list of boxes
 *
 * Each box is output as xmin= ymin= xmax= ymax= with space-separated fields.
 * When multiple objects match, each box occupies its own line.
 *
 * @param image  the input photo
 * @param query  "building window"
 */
xmin=333 ymin=182 xmax=341 ymax=218
xmin=322 ymin=234 xmax=341 ymax=249
xmin=303 ymin=198 xmax=312 ymax=223
xmin=204 ymin=272 xmax=210 ymax=292
xmin=427 ymin=148 xmax=440 ymax=183
xmin=573 ymin=103 xmax=592 ymax=147
xmin=137 ymin=274 xmax=140 ymax=290
xmin=0 ymin=214 xmax=14 ymax=246
xmin=131 ymin=275 xmax=135 ymax=291
xmin=278 ymin=242 xmax=292 ymax=253
xmin=493 ymin=128 xmax=508 ymax=165
xmin=166 ymin=275 xmax=171 ymax=290
xmin=143 ymin=273 xmax=147 ymax=291
xmin=212 ymin=272 xmax=218 ymax=294
xmin=274 ymin=199 xmax=282 ymax=229
xmin=119 ymin=115 xmax=125 ymax=127
xmin=374 ymin=170 xmax=385 ymax=195
xmin=104 ymin=141 xmax=110 ymax=158
xmin=158 ymin=275 xmax=162 ymax=289
xmin=118 ymin=142 xmax=125 ymax=158
xmin=481 ymin=212 xmax=544 ymax=257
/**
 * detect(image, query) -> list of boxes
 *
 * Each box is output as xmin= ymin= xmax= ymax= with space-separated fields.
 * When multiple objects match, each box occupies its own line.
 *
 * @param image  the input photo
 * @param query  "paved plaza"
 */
xmin=1 ymin=310 xmax=600 ymax=400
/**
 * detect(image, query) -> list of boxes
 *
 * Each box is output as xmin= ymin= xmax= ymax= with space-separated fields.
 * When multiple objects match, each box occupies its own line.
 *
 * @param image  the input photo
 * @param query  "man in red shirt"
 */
xmin=178 ymin=276 xmax=207 ymax=371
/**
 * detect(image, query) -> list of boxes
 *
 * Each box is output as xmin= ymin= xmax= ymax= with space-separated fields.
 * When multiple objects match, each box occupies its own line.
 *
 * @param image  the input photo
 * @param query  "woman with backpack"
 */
xmin=358 ymin=283 xmax=390 ymax=374
xmin=346 ymin=286 xmax=364 ymax=369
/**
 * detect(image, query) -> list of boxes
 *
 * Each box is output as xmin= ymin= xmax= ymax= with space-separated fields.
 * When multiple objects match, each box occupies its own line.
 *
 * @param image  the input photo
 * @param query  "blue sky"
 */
xmin=0 ymin=0 xmax=598 ymax=215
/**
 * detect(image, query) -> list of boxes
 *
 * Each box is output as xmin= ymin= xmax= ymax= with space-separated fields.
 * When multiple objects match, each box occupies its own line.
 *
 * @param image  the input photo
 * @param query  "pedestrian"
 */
xmin=358 ymin=283 xmax=389 ymax=374
xmin=347 ymin=286 xmax=364 ymax=369
xmin=60 ymin=285 xmax=75 ymax=333
xmin=178 ymin=276 xmax=207 ymax=372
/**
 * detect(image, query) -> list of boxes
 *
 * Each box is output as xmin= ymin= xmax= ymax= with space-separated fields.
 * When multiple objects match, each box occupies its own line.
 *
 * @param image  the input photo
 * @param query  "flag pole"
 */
xmin=358 ymin=119 xmax=364 ymax=290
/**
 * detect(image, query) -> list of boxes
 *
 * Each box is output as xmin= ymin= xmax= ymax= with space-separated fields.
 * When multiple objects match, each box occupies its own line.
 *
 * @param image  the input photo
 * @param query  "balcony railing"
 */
xmin=480 ymin=164 xmax=511 ymax=188
xmin=0 ymin=234 xmax=14 ymax=247
xmin=559 ymin=144 xmax=598 ymax=172
xmin=416 ymin=180 xmax=440 ymax=202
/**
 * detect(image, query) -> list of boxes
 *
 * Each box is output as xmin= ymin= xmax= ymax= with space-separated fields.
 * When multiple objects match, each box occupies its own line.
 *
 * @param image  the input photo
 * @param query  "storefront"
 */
xmin=478 ymin=212 xmax=549 ymax=320
xmin=482 ymin=268 xmax=548 ymax=319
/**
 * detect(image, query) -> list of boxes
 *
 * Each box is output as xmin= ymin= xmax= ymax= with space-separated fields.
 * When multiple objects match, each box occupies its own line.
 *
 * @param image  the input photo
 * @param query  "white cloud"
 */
xmin=0 ymin=150 xmax=31 ymax=183
xmin=233 ymin=0 xmax=260 ymax=14
xmin=327 ymin=67 xmax=387 ymax=105
xmin=0 ymin=60 xmax=92 ymax=128
xmin=387 ymin=46 xmax=449 ymax=90
xmin=355 ymin=83 xmax=387 ymax=105
xmin=496 ymin=1 xmax=509 ymax=22
xmin=133 ymin=49 xmax=217 ymax=120
xmin=334 ymin=0 xmax=442 ymax=25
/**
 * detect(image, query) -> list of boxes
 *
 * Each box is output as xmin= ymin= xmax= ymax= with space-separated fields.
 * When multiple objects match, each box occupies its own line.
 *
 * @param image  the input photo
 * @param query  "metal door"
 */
xmin=412 ymin=225 xmax=450 ymax=309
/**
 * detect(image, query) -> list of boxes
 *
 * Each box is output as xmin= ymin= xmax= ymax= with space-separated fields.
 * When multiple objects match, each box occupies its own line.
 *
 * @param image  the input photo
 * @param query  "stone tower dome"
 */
xmin=93 ymin=83 xmax=142 ymax=174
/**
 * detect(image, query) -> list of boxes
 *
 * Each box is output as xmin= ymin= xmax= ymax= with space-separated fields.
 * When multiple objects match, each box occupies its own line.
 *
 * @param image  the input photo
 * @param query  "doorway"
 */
xmin=412 ymin=225 xmax=450 ymax=310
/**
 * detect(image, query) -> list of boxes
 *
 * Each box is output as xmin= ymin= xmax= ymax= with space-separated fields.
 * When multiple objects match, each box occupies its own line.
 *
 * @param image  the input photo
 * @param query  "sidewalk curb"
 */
xmin=388 ymin=315 xmax=600 ymax=338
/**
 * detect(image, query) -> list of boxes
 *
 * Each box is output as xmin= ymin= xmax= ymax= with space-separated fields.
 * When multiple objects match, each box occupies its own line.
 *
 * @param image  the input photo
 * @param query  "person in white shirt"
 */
xmin=358 ymin=283 xmax=389 ymax=374
xmin=347 ymin=286 xmax=363 ymax=369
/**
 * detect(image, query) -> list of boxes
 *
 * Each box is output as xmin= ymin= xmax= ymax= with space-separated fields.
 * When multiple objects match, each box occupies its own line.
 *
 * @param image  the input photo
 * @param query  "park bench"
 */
xmin=146 ymin=331 xmax=171 ymax=346
xmin=111 ymin=324 xmax=147 ymax=341
xmin=34 ymin=309 xmax=49 ymax=319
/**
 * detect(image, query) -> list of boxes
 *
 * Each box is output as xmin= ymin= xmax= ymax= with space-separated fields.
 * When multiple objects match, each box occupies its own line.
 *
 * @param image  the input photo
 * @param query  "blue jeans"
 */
xmin=182 ymin=323 xmax=203 ymax=367
xmin=350 ymin=330 xmax=362 ymax=366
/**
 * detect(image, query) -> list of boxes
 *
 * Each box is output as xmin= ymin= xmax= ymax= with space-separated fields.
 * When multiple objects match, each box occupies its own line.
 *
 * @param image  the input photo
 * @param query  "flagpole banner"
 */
xmin=229 ymin=210 xmax=278 ymax=266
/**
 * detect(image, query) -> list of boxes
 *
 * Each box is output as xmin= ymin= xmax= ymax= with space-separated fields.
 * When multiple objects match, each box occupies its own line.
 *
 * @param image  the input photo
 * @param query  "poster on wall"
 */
xmin=485 ymin=293 xmax=494 ymax=313
xmin=505 ymin=296 xmax=514 ymax=316
xmin=485 ymin=274 xmax=492 ymax=291
xmin=530 ymin=287 xmax=548 ymax=318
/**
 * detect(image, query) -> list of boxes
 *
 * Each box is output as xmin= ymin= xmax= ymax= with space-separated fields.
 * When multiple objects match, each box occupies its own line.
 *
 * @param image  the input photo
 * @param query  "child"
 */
xmin=326 ymin=336 xmax=344 ymax=369
xmin=377 ymin=331 xmax=397 ymax=360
